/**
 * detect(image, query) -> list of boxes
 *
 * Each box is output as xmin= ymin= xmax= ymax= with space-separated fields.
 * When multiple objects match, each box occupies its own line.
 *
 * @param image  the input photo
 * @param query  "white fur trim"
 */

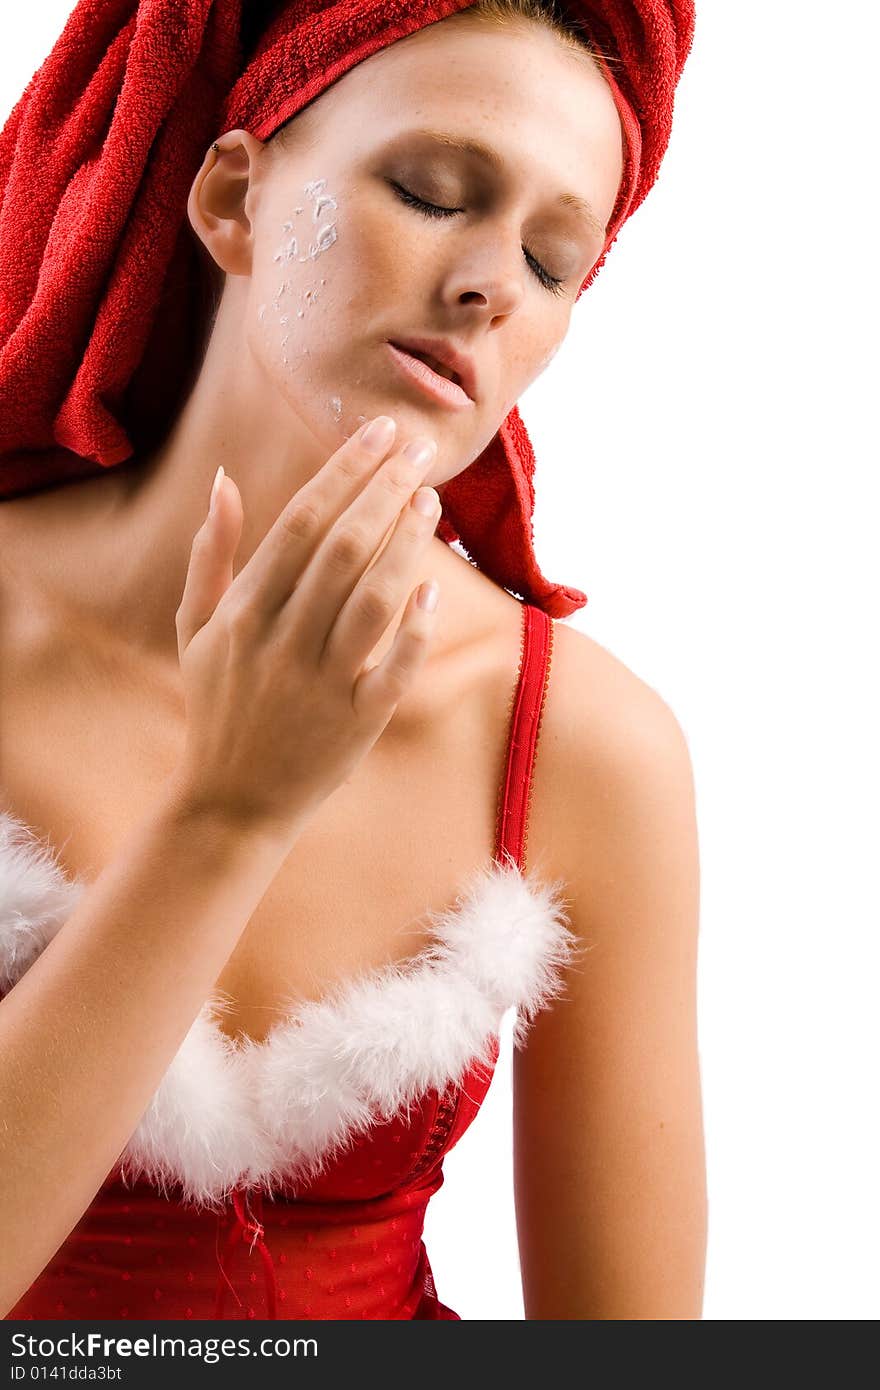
xmin=0 ymin=809 xmax=582 ymax=1211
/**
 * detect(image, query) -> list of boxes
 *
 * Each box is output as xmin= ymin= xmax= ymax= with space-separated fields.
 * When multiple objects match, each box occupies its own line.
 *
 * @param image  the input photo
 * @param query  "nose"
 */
xmin=448 ymin=237 xmax=525 ymax=318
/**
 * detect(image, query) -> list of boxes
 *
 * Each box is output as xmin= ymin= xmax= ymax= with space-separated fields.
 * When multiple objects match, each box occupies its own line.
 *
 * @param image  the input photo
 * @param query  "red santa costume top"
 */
xmin=1 ymin=600 xmax=582 ymax=1320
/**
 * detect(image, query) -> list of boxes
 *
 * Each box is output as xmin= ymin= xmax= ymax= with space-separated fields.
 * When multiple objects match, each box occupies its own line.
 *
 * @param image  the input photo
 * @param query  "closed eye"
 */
xmin=389 ymin=181 xmax=567 ymax=297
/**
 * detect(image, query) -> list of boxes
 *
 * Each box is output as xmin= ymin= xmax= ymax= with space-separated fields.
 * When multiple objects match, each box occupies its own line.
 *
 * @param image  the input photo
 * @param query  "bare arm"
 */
xmin=513 ymin=626 xmax=706 ymax=1319
xmin=0 ymin=785 xmax=295 ymax=1316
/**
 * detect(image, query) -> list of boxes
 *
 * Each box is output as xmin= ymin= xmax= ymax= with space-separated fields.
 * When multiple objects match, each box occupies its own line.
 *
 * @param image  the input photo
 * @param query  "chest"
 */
xmin=0 ymin=612 xmax=519 ymax=1047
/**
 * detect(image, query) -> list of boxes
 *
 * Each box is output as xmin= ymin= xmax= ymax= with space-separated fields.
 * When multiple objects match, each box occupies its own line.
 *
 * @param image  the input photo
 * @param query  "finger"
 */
xmin=353 ymin=575 xmax=440 ymax=724
xmin=175 ymin=470 xmax=243 ymax=655
xmin=230 ymin=415 xmax=399 ymax=618
xmin=322 ymin=484 xmax=441 ymax=675
xmin=282 ymin=438 xmax=437 ymax=665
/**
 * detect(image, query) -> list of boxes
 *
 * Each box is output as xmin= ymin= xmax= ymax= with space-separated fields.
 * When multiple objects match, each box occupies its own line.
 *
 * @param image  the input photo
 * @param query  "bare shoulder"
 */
xmin=528 ymin=620 xmax=697 ymax=888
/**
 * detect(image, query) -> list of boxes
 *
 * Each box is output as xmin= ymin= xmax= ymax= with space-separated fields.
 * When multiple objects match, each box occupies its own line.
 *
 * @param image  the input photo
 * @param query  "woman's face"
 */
xmin=222 ymin=17 xmax=623 ymax=488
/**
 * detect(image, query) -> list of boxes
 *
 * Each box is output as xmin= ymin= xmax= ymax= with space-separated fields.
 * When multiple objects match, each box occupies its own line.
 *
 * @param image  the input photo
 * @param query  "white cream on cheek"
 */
xmin=258 ymin=176 xmax=351 ymax=426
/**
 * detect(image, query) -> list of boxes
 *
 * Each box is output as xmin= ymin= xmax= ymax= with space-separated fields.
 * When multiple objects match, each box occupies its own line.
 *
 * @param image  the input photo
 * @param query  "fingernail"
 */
xmin=418 ymin=580 xmax=439 ymax=613
xmin=403 ymin=437 xmax=437 ymax=469
xmin=209 ymin=465 xmax=224 ymax=516
xmin=361 ymin=416 xmax=396 ymax=454
xmin=412 ymin=487 xmax=439 ymax=516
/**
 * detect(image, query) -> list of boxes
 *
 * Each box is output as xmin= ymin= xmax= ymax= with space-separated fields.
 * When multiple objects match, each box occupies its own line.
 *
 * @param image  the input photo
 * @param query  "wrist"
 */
xmin=157 ymin=776 xmax=302 ymax=862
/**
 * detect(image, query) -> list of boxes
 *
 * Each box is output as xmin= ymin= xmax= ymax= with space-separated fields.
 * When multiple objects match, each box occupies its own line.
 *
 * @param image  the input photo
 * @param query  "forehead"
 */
xmin=331 ymin=18 xmax=613 ymax=126
xmin=309 ymin=19 xmax=623 ymax=218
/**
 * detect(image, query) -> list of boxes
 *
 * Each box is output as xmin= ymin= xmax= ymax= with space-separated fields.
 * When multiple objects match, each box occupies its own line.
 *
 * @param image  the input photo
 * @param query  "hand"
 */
xmin=171 ymin=416 xmax=441 ymax=839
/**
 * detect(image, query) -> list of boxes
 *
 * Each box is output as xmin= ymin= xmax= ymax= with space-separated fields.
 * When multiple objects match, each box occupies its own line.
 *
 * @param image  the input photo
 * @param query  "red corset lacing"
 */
xmin=213 ymin=1185 xmax=278 ymax=1318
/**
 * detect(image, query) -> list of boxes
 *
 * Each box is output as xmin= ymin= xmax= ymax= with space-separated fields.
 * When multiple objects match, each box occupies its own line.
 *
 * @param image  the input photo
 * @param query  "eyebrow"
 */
xmin=403 ymin=126 xmax=608 ymax=240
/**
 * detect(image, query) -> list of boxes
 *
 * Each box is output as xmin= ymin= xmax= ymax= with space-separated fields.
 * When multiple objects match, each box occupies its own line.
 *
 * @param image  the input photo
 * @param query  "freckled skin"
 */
xmin=233 ymin=19 xmax=621 ymax=570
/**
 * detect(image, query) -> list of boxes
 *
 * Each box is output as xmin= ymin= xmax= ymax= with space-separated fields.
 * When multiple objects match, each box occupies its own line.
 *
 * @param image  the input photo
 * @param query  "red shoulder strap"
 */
xmin=494 ymin=602 xmax=555 ymax=873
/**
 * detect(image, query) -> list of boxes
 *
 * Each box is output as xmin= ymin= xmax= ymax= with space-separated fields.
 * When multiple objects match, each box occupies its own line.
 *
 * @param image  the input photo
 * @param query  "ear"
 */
xmin=186 ymin=127 xmax=267 ymax=278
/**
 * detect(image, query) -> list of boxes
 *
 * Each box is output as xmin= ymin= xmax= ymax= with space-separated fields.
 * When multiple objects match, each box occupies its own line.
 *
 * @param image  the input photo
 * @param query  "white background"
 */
xmin=2 ymin=3 xmax=877 ymax=1321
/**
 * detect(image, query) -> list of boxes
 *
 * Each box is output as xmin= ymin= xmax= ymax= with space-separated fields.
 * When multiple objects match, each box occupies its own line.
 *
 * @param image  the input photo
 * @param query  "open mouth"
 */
xmin=391 ymin=344 xmax=461 ymax=387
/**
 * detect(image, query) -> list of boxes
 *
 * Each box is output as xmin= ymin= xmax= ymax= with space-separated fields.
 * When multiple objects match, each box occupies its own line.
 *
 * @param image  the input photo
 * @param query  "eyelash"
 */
xmin=390 ymin=182 xmax=567 ymax=297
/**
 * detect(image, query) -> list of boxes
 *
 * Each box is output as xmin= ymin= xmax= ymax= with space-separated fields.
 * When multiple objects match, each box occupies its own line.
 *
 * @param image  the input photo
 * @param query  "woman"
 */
xmin=0 ymin=0 xmax=704 ymax=1320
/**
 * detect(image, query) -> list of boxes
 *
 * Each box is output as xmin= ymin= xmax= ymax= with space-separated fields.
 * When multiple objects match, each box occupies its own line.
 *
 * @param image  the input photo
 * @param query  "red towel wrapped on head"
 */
xmin=0 ymin=1 xmax=696 ymax=618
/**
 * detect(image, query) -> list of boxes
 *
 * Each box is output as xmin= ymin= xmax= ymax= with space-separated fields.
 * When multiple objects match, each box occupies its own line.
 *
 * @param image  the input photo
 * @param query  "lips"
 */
xmin=387 ymin=336 xmax=477 ymax=403
xmin=402 ymin=347 xmax=457 ymax=382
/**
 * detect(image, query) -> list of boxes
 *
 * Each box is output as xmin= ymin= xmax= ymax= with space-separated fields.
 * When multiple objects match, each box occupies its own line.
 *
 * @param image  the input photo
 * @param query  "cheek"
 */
xmin=536 ymin=339 xmax=562 ymax=371
xmin=495 ymin=335 xmax=560 ymax=417
xmin=254 ymin=175 xmax=347 ymax=421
